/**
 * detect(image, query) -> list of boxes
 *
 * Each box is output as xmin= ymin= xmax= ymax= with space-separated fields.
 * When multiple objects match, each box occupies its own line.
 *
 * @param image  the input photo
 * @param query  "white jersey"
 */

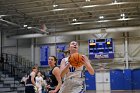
xmin=59 ymin=57 xmax=85 ymax=93
xmin=64 ymin=57 xmax=84 ymax=79
xmin=35 ymin=76 xmax=43 ymax=91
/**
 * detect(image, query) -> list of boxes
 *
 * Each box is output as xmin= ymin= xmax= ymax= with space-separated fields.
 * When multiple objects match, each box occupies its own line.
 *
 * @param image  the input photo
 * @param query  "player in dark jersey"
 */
xmin=46 ymin=56 xmax=62 ymax=93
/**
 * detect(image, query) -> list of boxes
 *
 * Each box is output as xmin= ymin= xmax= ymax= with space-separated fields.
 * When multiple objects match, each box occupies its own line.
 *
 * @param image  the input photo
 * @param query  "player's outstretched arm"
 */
xmin=82 ymin=55 xmax=94 ymax=75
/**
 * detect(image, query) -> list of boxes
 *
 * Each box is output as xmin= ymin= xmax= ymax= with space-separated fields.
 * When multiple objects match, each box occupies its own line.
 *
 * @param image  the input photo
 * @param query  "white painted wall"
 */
xmin=18 ymin=47 xmax=31 ymax=60
xmin=34 ymin=46 xmax=40 ymax=65
xmin=96 ymin=71 xmax=110 ymax=93
xmin=3 ymin=47 xmax=17 ymax=55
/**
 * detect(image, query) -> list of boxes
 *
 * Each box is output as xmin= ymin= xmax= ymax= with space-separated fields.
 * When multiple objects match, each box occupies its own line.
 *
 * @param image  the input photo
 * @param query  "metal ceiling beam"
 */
xmin=10 ymin=18 xmax=140 ymax=31
xmin=5 ymin=7 xmax=138 ymax=26
xmin=0 ymin=0 xmax=49 ymax=6
xmin=12 ymin=14 xmax=140 ymax=28
xmin=5 ymin=17 xmax=140 ymax=29
xmin=0 ymin=0 xmax=107 ymax=8
xmin=10 ymin=12 xmax=134 ymax=24
xmin=0 ymin=1 xmax=139 ymax=15
xmin=8 ymin=7 xmax=137 ymax=22
xmin=0 ymin=17 xmax=48 ymax=34
xmin=24 ymin=2 xmax=140 ymax=15
xmin=0 ymin=5 xmax=138 ymax=24
xmin=33 ymin=11 xmax=137 ymax=19
xmin=0 ymin=19 xmax=21 ymax=27
xmin=8 ymin=26 xmax=140 ymax=39
xmin=32 ymin=12 xmax=138 ymax=23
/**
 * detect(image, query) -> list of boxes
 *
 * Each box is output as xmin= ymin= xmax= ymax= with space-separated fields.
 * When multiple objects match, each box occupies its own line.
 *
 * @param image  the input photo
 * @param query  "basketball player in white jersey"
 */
xmin=59 ymin=41 xmax=94 ymax=93
xmin=35 ymin=71 xmax=44 ymax=93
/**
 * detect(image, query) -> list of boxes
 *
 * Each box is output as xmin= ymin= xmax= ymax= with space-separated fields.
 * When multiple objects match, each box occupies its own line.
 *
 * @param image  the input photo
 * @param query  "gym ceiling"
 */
xmin=0 ymin=0 xmax=140 ymax=36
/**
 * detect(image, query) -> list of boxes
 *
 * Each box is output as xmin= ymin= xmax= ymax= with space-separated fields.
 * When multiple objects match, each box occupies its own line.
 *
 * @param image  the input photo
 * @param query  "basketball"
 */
xmin=68 ymin=53 xmax=84 ymax=68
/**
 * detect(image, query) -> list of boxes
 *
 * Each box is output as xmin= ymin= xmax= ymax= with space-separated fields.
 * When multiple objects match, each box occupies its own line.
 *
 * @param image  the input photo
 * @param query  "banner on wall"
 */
xmin=56 ymin=44 xmax=67 ymax=65
xmin=40 ymin=45 xmax=49 ymax=66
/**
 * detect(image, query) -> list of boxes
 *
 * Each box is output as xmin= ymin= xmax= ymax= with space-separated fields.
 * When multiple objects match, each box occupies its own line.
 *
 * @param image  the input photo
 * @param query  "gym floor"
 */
xmin=86 ymin=90 xmax=140 ymax=93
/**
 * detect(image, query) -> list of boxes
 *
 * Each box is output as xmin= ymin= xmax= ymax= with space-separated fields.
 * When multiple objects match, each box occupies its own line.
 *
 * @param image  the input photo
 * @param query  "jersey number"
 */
xmin=69 ymin=67 xmax=75 ymax=72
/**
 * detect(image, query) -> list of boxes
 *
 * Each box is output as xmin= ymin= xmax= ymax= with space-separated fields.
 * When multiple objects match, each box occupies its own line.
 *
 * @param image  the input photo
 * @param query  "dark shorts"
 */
xmin=25 ymin=86 xmax=35 ymax=93
xmin=47 ymin=88 xmax=59 ymax=93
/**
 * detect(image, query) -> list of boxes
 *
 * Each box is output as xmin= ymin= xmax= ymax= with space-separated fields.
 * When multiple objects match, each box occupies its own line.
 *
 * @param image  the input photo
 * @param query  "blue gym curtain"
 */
xmin=56 ymin=44 xmax=67 ymax=65
xmin=85 ymin=71 xmax=96 ymax=90
xmin=40 ymin=45 xmax=49 ymax=66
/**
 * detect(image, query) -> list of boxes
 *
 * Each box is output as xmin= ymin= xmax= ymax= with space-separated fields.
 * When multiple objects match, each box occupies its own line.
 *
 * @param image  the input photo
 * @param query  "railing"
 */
xmin=0 ymin=53 xmax=35 ymax=80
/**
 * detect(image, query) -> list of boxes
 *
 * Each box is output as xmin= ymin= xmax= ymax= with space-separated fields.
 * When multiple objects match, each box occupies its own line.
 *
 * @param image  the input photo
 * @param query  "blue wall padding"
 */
xmin=84 ymin=69 xmax=140 ymax=90
xmin=132 ymin=69 xmax=140 ymax=90
xmin=123 ymin=69 xmax=132 ymax=90
xmin=85 ymin=71 xmax=96 ymax=90
xmin=110 ymin=69 xmax=124 ymax=90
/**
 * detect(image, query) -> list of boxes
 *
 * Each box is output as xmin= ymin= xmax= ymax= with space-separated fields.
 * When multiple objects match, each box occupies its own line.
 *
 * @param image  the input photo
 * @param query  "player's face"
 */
xmin=37 ymin=72 xmax=41 ymax=76
xmin=34 ymin=68 xmax=38 ymax=73
xmin=48 ymin=57 xmax=56 ymax=67
xmin=69 ymin=41 xmax=78 ymax=52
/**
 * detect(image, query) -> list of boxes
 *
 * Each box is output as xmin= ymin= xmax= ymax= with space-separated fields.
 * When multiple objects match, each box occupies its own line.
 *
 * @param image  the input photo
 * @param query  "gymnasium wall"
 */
xmin=1 ymin=29 xmax=140 ymax=68
xmin=1 ymin=28 xmax=140 ymax=91
xmin=0 ymin=32 xmax=17 ymax=55
xmin=34 ymin=46 xmax=40 ymax=65
xmin=1 ymin=31 xmax=32 ymax=60
xmin=36 ymin=35 xmax=76 ymax=44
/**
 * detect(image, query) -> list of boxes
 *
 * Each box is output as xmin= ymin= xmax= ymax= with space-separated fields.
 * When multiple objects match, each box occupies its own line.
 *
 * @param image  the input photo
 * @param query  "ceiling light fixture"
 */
xmin=117 ymin=18 xmax=135 ymax=21
xmin=51 ymin=8 xmax=66 ymax=11
xmin=97 ymin=20 xmax=110 ymax=23
xmin=27 ymin=26 xmax=32 ymax=29
xmin=53 ymin=4 xmax=58 ymax=8
xmin=72 ymin=19 xmax=77 ymax=22
xmin=120 ymin=13 xmax=126 ymax=19
xmin=99 ymin=16 xmax=104 ymax=19
xmin=86 ymin=0 xmax=90 ymax=2
xmin=71 ymin=22 xmax=86 ymax=25
xmin=82 ymin=2 xmax=129 ymax=8
xmin=82 ymin=5 xmax=98 ymax=8
xmin=23 ymin=25 xmax=28 ymax=27
xmin=120 ymin=13 xmax=125 ymax=17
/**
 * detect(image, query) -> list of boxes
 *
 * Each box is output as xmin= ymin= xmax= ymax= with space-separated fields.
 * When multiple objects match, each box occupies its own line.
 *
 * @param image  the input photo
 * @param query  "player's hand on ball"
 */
xmin=81 ymin=55 xmax=89 ymax=64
